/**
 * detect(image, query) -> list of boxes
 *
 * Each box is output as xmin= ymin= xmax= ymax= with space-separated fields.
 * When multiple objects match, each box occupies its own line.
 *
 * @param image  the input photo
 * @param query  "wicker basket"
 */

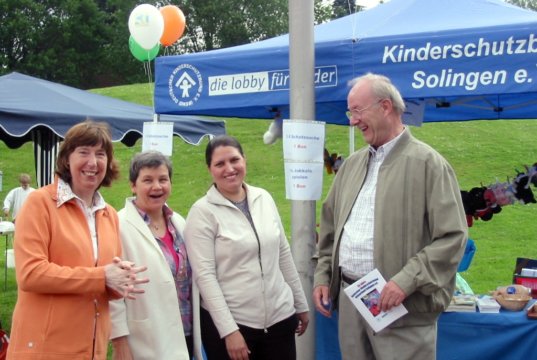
xmin=493 ymin=293 xmax=532 ymax=311
xmin=492 ymin=285 xmax=532 ymax=311
xmin=494 ymin=284 xmax=530 ymax=296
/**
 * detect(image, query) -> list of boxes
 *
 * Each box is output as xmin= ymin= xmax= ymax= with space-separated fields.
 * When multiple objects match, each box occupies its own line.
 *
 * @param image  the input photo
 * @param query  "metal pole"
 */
xmin=289 ymin=1 xmax=316 ymax=359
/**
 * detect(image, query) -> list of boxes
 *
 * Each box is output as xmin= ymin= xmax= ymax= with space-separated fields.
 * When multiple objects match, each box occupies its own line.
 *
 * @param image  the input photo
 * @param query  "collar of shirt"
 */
xmin=56 ymin=178 xmax=105 ymax=210
xmin=131 ymin=199 xmax=178 ymax=238
xmin=368 ymin=127 xmax=406 ymax=161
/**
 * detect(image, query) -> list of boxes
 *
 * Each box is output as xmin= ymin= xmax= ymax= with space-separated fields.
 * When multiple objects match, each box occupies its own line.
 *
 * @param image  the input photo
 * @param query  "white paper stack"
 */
xmin=476 ymin=295 xmax=501 ymax=313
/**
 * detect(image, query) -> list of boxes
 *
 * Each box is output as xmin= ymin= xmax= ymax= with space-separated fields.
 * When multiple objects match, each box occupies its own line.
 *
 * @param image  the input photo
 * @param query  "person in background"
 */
xmin=110 ymin=150 xmax=202 ymax=360
xmin=184 ymin=135 xmax=309 ymax=360
xmin=7 ymin=120 xmax=148 ymax=360
xmin=313 ymin=73 xmax=467 ymax=360
xmin=3 ymin=173 xmax=35 ymax=222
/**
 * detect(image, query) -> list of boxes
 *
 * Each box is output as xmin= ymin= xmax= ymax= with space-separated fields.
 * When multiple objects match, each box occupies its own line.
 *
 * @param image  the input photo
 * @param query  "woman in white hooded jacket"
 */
xmin=184 ymin=135 xmax=309 ymax=360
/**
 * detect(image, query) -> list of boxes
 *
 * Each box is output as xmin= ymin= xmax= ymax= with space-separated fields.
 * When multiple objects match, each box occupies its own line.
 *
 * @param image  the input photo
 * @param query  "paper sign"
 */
xmin=282 ymin=120 xmax=325 ymax=162
xmin=282 ymin=119 xmax=325 ymax=200
xmin=284 ymin=161 xmax=324 ymax=200
xmin=142 ymin=122 xmax=174 ymax=156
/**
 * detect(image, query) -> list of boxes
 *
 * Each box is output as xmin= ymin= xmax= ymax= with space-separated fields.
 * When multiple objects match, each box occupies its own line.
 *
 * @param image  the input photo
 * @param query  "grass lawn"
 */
xmin=1 ymin=83 xmax=536 ymax=339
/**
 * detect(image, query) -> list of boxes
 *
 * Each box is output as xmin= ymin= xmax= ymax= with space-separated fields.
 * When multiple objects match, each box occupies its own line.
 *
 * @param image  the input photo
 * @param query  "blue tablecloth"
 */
xmin=315 ymin=310 xmax=342 ymax=360
xmin=315 ymin=301 xmax=537 ymax=360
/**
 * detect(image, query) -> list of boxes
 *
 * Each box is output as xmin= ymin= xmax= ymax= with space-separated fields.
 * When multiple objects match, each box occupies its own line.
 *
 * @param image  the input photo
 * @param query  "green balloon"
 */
xmin=129 ymin=36 xmax=160 ymax=62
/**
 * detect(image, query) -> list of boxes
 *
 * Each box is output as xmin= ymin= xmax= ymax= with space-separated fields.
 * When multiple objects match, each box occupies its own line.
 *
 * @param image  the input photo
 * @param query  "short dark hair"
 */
xmin=55 ymin=120 xmax=119 ymax=187
xmin=205 ymin=135 xmax=244 ymax=167
xmin=129 ymin=151 xmax=172 ymax=183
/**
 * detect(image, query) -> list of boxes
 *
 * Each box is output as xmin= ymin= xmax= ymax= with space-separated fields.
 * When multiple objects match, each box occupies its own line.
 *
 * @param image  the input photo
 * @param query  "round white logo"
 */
xmin=168 ymin=64 xmax=203 ymax=107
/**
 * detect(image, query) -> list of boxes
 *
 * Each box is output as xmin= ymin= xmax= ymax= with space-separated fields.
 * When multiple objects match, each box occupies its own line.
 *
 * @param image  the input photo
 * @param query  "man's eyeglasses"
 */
xmin=346 ymin=99 xmax=384 ymax=120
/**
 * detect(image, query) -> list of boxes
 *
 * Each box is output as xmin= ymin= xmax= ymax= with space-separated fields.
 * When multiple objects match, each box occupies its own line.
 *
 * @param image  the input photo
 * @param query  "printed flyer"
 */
xmin=343 ymin=268 xmax=408 ymax=333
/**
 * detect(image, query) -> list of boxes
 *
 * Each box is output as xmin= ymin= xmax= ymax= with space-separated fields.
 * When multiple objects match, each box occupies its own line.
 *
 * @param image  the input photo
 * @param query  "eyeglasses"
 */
xmin=346 ymin=99 xmax=384 ymax=120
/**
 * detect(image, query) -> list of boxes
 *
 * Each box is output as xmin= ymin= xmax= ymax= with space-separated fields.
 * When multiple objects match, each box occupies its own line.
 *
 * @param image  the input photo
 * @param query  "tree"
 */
xmin=332 ymin=0 xmax=356 ymax=19
xmin=0 ymin=0 xmax=344 ymax=88
xmin=0 ymin=0 xmax=47 ymax=77
xmin=506 ymin=0 xmax=537 ymax=10
xmin=0 ymin=0 xmax=146 ymax=88
xmin=96 ymin=0 xmax=148 ymax=86
xmin=315 ymin=0 xmax=333 ymax=25
xmin=1 ymin=0 xmax=106 ymax=88
xmin=171 ymin=0 xmax=288 ymax=52
xmin=165 ymin=0 xmax=334 ymax=54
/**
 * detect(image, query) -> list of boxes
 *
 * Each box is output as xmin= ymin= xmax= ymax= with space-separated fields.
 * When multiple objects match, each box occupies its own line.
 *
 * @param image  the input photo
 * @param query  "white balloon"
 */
xmin=128 ymin=4 xmax=164 ymax=50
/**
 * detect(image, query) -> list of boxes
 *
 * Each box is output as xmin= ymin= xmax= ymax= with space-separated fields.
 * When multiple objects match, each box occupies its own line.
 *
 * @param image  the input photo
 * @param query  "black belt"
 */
xmin=341 ymin=273 xmax=358 ymax=285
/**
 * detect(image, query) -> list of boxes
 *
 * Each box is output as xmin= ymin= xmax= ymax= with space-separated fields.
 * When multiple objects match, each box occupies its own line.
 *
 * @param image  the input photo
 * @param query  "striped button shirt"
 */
xmin=339 ymin=129 xmax=405 ymax=279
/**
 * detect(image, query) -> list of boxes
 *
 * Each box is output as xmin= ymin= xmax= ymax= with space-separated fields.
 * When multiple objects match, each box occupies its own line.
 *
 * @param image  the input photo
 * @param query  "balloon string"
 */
xmin=145 ymin=59 xmax=155 ymax=110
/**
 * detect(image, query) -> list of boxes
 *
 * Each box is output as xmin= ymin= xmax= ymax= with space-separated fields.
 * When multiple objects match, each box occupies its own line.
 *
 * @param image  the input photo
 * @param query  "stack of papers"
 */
xmin=446 ymin=294 xmax=477 ymax=312
xmin=476 ymin=295 xmax=501 ymax=313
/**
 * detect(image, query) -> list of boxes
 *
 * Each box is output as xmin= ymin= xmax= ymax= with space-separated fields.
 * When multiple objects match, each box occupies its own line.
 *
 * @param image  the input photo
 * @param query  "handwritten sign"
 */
xmin=142 ymin=122 xmax=173 ymax=156
xmin=283 ymin=120 xmax=325 ymax=200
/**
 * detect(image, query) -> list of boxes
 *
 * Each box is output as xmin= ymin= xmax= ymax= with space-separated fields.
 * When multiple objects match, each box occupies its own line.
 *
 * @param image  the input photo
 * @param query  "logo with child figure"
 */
xmin=168 ymin=64 xmax=203 ymax=107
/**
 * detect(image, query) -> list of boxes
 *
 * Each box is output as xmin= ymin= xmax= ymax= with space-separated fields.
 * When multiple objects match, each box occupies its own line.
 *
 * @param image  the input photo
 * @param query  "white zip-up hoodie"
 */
xmin=184 ymin=183 xmax=309 ymax=337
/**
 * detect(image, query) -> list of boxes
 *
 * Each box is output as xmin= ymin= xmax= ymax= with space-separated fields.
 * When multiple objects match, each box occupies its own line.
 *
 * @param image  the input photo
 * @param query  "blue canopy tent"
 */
xmin=0 ymin=72 xmax=226 ymax=187
xmin=153 ymin=2 xmax=537 ymax=358
xmin=154 ymin=0 xmax=537 ymax=125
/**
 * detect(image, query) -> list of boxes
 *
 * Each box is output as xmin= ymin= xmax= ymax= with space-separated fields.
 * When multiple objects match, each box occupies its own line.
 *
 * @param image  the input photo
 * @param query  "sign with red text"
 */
xmin=283 ymin=120 xmax=325 ymax=162
xmin=282 ymin=120 xmax=325 ymax=200
xmin=284 ymin=161 xmax=324 ymax=201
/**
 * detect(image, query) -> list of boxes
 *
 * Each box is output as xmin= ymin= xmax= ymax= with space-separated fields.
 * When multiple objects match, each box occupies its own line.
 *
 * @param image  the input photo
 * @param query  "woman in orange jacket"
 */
xmin=7 ymin=120 xmax=148 ymax=360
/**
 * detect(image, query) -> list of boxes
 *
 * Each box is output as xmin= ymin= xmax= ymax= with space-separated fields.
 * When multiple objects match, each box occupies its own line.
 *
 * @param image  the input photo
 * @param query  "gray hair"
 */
xmin=129 ymin=150 xmax=172 ymax=183
xmin=349 ymin=73 xmax=406 ymax=115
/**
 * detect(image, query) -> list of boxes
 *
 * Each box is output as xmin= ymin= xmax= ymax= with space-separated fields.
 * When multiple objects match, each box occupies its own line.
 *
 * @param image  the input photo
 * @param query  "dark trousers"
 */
xmin=185 ymin=334 xmax=193 ymax=359
xmin=200 ymin=307 xmax=298 ymax=360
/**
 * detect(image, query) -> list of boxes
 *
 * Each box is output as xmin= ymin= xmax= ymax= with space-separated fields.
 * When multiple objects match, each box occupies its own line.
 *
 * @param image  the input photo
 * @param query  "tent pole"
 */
xmin=289 ymin=1 xmax=316 ymax=359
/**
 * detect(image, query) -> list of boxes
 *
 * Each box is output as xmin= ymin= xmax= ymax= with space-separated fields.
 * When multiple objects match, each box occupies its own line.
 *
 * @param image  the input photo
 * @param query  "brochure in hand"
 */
xmin=343 ymin=268 xmax=408 ymax=333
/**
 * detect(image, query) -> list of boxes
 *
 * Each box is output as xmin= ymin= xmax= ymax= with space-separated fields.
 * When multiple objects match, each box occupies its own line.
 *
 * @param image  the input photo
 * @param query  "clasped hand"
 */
xmin=105 ymin=257 xmax=149 ymax=300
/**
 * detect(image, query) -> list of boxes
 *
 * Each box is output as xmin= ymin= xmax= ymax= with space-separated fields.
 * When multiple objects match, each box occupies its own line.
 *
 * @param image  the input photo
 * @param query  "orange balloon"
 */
xmin=159 ymin=5 xmax=186 ymax=47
